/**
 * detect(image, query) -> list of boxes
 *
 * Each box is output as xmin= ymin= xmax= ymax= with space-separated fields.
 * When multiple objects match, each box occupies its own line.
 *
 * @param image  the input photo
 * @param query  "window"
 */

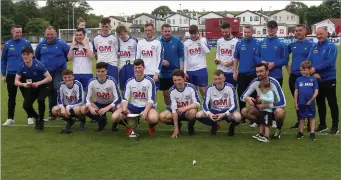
xmin=173 ymin=19 xmax=175 ymax=24
xmin=139 ymin=20 xmax=142 ymax=24
xmin=184 ymin=19 xmax=188 ymax=24
xmin=262 ymin=29 xmax=266 ymax=35
xmin=150 ymin=19 xmax=153 ymax=23
xmin=242 ymin=17 xmax=245 ymax=22
xmin=273 ymin=16 xmax=277 ymax=21
xmin=219 ymin=20 xmax=224 ymax=25
xmin=291 ymin=16 xmax=295 ymax=20
xmin=146 ymin=20 xmax=148 ymax=24
xmin=167 ymin=19 xmax=171 ymax=24
xmin=255 ymin=16 xmax=259 ymax=21
xmin=287 ymin=16 xmax=289 ymax=20
xmin=134 ymin=20 xmax=138 ymax=24
xmin=201 ymin=18 xmax=206 ymax=24
xmin=180 ymin=19 xmax=182 ymax=24
xmin=237 ymin=17 xmax=241 ymax=21
xmin=279 ymin=16 xmax=281 ymax=21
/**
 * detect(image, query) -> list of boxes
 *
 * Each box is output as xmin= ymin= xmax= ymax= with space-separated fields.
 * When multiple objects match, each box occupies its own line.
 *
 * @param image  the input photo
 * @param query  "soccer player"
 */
xmin=15 ymin=47 xmax=52 ymax=131
xmin=116 ymin=25 xmax=138 ymax=92
xmin=307 ymin=27 xmax=339 ymax=135
xmin=287 ymin=25 xmax=313 ymax=129
xmin=233 ymin=25 xmax=259 ymax=126
xmin=158 ymin=23 xmax=184 ymax=109
xmin=80 ymin=62 xmax=121 ymax=131
xmin=215 ymin=22 xmax=238 ymax=87
xmin=184 ymin=25 xmax=211 ymax=97
xmin=2 ymin=25 xmax=33 ymax=125
xmin=52 ymin=69 xmax=85 ymax=134
xmin=159 ymin=69 xmax=200 ymax=138
xmin=67 ymin=28 xmax=95 ymax=92
xmin=196 ymin=70 xmax=241 ymax=136
xmin=240 ymin=63 xmax=286 ymax=139
xmin=35 ymin=26 xmax=70 ymax=120
xmin=136 ymin=23 xmax=163 ymax=91
xmin=294 ymin=61 xmax=318 ymax=140
xmin=111 ymin=59 xmax=159 ymax=136
xmin=93 ymin=17 xmax=120 ymax=80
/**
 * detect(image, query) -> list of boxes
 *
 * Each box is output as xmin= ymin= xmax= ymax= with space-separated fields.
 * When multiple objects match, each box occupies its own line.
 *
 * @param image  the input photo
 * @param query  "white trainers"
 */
xmin=3 ymin=119 xmax=15 ymax=126
xmin=272 ymin=121 xmax=277 ymax=128
xmin=28 ymin=118 xmax=34 ymax=125
xmin=250 ymin=123 xmax=259 ymax=128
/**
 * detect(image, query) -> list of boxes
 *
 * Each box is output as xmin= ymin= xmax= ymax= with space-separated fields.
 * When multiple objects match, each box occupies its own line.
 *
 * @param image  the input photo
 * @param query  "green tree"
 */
xmin=322 ymin=0 xmax=341 ymax=18
xmin=24 ymin=18 xmax=50 ymax=35
xmin=305 ymin=5 xmax=330 ymax=27
xmin=285 ymin=1 xmax=308 ymax=24
xmin=151 ymin=6 xmax=173 ymax=18
xmin=1 ymin=16 xmax=15 ymax=36
xmin=85 ymin=13 xmax=103 ymax=28
xmin=1 ymin=0 xmax=15 ymax=17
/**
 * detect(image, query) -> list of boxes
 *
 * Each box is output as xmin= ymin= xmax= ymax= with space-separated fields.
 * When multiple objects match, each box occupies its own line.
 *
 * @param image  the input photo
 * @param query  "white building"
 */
xmin=235 ymin=10 xmax=270 ymax=26
xmin=198 ymin=12 xmax=224 ymax=30
xmin=108 ymin=16 xmax=132 ymax=31
xmin=165 ymin=13 xmax=197 ymax=31
xmin=249 ymin=24 xmax=288 ymax=37
xmin=130 ymin=13 xmax=165 ymax=32
xmin=270 ymin=9 xmax=299 ymax=26
xmin=312 ymin=18 xmax=341 ymax=35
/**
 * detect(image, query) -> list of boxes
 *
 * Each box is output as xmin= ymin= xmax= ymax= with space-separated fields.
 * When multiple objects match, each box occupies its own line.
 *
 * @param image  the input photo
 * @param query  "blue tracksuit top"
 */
xmin=35 ymin=38 xmax=70 ymax=72
xmin=233 ymin=37 xmax=259 ymax=75
xmin=255 ymin=36 xmax=289 ymax=79
xmin=288 ymin=39 xmax=313 ymax=76
xmin=1 ymin=38 xmax=32 ymax=76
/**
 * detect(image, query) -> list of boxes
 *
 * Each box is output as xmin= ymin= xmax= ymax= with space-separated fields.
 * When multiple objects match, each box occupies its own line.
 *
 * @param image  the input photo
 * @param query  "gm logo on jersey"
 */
xmin=220 ymin=49 xmax=232 ymax=55
xmin=142 ymin=50 xmax=153 ymax=57
xmin=99 ymin=46 xmax=112 ymax=52
xmin=213 ymin=99 xmax=228 ymax=106
xmin=189 ymin=47 xmax=201 ymax=55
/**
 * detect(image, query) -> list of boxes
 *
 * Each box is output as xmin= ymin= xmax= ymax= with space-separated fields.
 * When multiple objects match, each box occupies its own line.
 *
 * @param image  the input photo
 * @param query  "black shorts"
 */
xmin=24 ymin=84 xmax=50 ymax=101
xmin=159 ymin=78 xmax=174 ymax=91
xmin=258 ymin=111 xmax=273 ymax=126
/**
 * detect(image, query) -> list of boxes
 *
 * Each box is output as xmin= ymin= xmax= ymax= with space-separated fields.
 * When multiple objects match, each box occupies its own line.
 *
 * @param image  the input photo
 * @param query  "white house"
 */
xmin=130 ymin=13 xmax=165 ymax=32
xmin=270 ymin=9 xmax=299 ymax=26
xmin=234 ymin=10 xmax=270 ymax=26
xmin=312 ymin=18 xmax=341 ymax=35
xmin=249 ymin=23 xmax=288 ymax=37
xmin=165 ymin=13 xmax=198 ymax=31
xmin=225 ymin=13 xmax=234 ymax=18
xmin=108 ymin=16 xmax=132 ymax=31
xmin=197 ymin=12 xmax=224 ymax=30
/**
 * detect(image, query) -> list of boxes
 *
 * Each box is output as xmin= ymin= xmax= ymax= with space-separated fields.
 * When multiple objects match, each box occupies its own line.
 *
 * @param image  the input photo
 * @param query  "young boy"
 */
xmin=256 ymin=80 xmax=275 ymax=143
xmin=294 ymin=61 xmax=319 ymax=140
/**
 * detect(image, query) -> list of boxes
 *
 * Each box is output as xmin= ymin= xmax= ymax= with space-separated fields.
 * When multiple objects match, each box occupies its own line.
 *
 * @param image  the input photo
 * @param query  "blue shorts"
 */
xmin=107 ymin=64 xmax=119 ymax=81
xmin=166 ymin=107 xmax=190 ymax=121
xmin=224 ymin=72 xmax=236 ymax=88
xmin=86 ymin=102 xmax=114 ymax=117
xmin=187 ymin=68 xmax=208 ymax=87
xmin=74 ymin=74 xmax=93 ymax=92
xmin=146 ymin=74 xmax=160 ymax=91
xmin=119 ymin=64 xmax=134 ymax=91
xmin=128 ymin=104 xmax=155 ymax=114
xmin=298 ymin=105 xmax=315 ymax=119
xmin=210 ymin=109 xmax=232 ymax=123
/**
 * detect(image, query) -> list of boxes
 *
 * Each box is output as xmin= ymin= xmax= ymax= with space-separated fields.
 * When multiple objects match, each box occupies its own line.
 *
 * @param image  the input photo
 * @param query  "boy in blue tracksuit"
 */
xmin=255 ymin=20 xmax=289 ymax=87
xmin=1 ymin=25 xmax=33 ymax=126
xmin=158 ymin=24 xmax=184 ymax=109
xmin=35 ymin=26 xmax=70 ymax=120
xmin=307 ymin=27 xmax=339 ymax=135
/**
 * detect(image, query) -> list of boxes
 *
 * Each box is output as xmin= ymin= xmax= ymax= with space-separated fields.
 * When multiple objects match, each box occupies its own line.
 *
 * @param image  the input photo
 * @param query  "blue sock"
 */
xmin=197 ymin=118 xmax=216 ymax=127
xmin=188 ymin=119 xmax=196 ymax=129
xmin=277 ymin=120 xmax=283 ymax=130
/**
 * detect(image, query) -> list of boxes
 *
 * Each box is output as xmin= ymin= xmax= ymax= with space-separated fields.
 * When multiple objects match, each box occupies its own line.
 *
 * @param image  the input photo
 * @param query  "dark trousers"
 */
xmin=276 ymin=78 xmax=283 ymax=87
xmin=237 ymin=73 xmax=257 ymax=112
xmin=6 ymin=74 xmax=27 ymax=119
xmin=48 ymin=70 xmax=63 ymax=116
xmin=316 ymin=79 xmax=339 ymax=128
xmin=23 ymin=85 xmax=49 ymax=120
xmin=289 ymin=74 xmax=301 ymax=122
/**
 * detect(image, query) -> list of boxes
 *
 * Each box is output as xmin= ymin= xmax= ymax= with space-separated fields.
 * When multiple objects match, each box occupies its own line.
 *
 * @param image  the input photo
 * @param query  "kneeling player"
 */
xmin=159 ymin=69 xmax=200 ymax=138
xmin=196 ymin=70 xmax=241 ymax=136
xmin=80 ymin=62 xmax=121 ymax=131
xmin=111 ymin=59 xmax=159 ymax=136
xmin=52 ymin=69 xmax=85 ymax=134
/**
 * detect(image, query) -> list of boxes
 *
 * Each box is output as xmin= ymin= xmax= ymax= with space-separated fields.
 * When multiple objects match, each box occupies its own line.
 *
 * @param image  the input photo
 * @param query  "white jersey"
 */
xmin=183 ymin=37 xmax=211 ymax=73
xmin=169 ymin=83 xmax=200 ymax=113
xmin=72 ymin=42 xmax=94 ymax=74
xmin=136 ymin=38 xmax=163 ymax=75
xmin=122 ymin=75 xmax=156 ymax=107
xmin=118 ymin=36 xmax=138 ymax=69
xmin=57 ymin=80 xmax=83 ymax=110
xmin=216 ymin=37 xmax=238 ymax=73
xmin=85 ymin=75 xmax=121 ymax=107
xmin=240 ymin=77 xmax=286 ymax=108
xmin=203 ymin=82 xmax=237 ymax=116
xmin=93 ymin=35 xmax=119 ymax=66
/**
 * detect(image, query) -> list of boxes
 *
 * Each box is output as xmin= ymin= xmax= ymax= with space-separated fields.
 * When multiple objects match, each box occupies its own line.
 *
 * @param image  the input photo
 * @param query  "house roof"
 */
xmin=329 ymin=18 xmax=341 ymax=26
xmin=165 ymin=13 xmax=196 ymax=20
xmin=234 ymin=10 xmax=262 ymax=17
xmin=133 ymin=13 xmax=164 ymax=20
xmin=198 ymin=11 xmax=224 ymax=18
xmin=269 ymin=9 xmax=298 ymax=17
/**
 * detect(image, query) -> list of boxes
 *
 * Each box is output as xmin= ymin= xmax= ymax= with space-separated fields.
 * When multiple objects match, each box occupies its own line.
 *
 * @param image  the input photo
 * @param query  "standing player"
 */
xmin=159 ymin=69 xmax=200 ymax=138
xmin=111 ymin=59 xmax=159 ymax=136
xmin=215 ymin=22 xmax=238 ymax=87
xmin=80 ymin=62 xmax=121 ymax=131
xmin=2 ymin=25 xmax=33 ymax=125
xmin=287 ymin=25 xmax=313 ymax=129
xmin=93 ymin=17 xmax=120 ymax=80
xmin=158 ymin=24 xmax=184 ymax=109
xmin=294 ymin=61 xmax=318 ymax=140
xmin=52 ymin=69 xmax=85 ymax=134
xmin=184 ymin=25 xmax=211 ymax=97
xmin=233 ymin=25 xmax=259 ymax=126
xmin=67 ymin=28 xmax=95 ymax=92
xmin=196 ymin=70 xmax=241 ymax=136
xmin=15 ymin=47 xmax=52 ymax=131
xmin=116 ymin=25 xmax=138 ymax=92
xmin=240 ymin=63 xmax=286 ymax=139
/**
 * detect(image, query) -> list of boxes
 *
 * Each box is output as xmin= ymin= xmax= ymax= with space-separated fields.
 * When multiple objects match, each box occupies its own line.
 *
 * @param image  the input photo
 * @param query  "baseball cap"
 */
xmin=21 ymin=46 xmax=34 ymax=54
xmin=267 ymin=20 xmax=278 ymax=28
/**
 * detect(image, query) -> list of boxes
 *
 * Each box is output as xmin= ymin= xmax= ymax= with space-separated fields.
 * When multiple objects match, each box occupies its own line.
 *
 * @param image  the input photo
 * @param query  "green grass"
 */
xmin=1 ymin=47 xmax=340 ymax=180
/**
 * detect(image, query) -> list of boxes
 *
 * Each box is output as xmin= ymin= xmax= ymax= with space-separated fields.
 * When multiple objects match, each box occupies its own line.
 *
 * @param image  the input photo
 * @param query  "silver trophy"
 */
xmin=26 ymin=79 xmax=32 ymax=87
xmin=124 ymin=114 xmax=140 ymax=139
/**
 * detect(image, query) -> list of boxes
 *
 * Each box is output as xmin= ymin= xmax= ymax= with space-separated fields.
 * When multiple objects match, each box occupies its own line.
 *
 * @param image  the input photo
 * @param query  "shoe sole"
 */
xmin=296 ymin=136 xmax=303 ymax=139
xmin=317 ymin=128 xmax=329 ymax=133
xmin=329 ymin=130 xmax=339 ymax=135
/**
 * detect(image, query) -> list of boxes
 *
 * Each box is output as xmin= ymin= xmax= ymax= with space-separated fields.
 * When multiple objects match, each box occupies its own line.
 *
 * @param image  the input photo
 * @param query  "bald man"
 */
xmin=307 ymin=27 xmax=339 ymax=135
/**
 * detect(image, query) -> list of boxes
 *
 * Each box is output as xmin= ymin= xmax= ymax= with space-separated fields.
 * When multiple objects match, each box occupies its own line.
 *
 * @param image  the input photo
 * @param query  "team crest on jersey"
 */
xmin=299 ymin=82 xmax=304 ymax=87
xmin=304 ymin=48 xmax=307 ymax=51
xmin=105 ymin=88 xmax=111 ymax=92
xmin=197 ymin=43 xmax=201 ymax=47
xmin=175 ymin=97 xmax=180 ymax=101
xmin=223 ymin=93 xmax=228 ymax=98
xmin=230 ymin=44 xmax=235 ymax=49
xmin=142 ymin=86 xmax=147 ymax=91
xmin=108 ymin=40 xmax=113 ymax=45
xmin=274 ymin=46 xmax=277 ymax=49
xmin=185 ymin=95 xmax=191 ymax=100
xmin=127 ymin=46 xmax=132 ymax=50
xmin=241 ymin=47 xmax=246 ymax=50
xmin=151 ymin=45 xmax=156 ymax=50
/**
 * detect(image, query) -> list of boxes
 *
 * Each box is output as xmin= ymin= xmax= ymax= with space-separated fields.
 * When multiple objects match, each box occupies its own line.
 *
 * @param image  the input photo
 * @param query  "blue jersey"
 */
xmin=35 ymin=38 xmax=70 ymax=72
xmin=295 ymin=76 xmax=318 ymax=105
xmin=255 ymin=36 xmax=289 ymax=79
xmin=233 ymin=37 xmax=258 ymax=75
xmin=307 ymin=39 xmax=338 ymax=82
xmin=288 ymin=39 xmax=313 ymax=76
xmin=158 ymin=35 xmax=184 ymax=78
xmin=17 ymin=59 xmax=48 ymax=82
xmin=1 ymin=38 xmax=32 ymax=76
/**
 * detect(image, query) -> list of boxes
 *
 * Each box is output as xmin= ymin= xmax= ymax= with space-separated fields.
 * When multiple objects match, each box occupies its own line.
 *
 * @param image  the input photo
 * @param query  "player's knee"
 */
xmin=111 ymin=109 xmax=122 ymax=122
xmin=51 ymin=106 xmax=60 ymax=116
xmin=196 ymin=111 xmax=206 ymax=118
xmin=73 ymin=106 xmax=81 ymax=116
xmin=186 ymin=109 xmax=197 ymax=120
xmin=80 ymin=106 xmax=88 ymax=115
xmin=275 ymin=108 xmax=286 ymax=121
xmin=241 ymin=107 xmax=249 ymax=118
xmin=147 ymin=111 xmax=159 ymax=124
xmin=231 ymin=111 xmax=242 ymax=123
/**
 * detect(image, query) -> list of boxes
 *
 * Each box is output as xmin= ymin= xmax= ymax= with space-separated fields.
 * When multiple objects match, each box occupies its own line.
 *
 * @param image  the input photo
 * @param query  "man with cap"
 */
xmin=15 ymin=47 xmax=52 ymax=131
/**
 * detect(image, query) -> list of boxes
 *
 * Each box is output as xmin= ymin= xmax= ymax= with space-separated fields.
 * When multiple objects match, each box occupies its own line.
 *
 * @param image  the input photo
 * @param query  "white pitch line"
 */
xmin=2 ymin=124 xmax=340 ymax=136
